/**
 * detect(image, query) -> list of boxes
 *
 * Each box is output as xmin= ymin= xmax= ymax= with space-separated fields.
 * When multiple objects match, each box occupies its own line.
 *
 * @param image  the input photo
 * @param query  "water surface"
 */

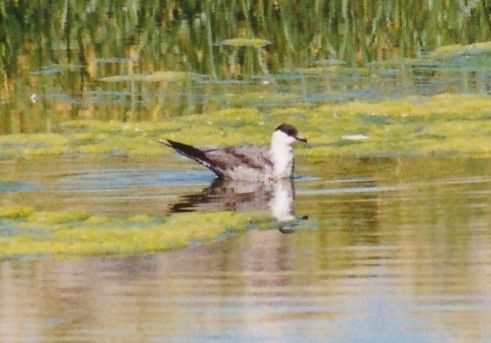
xmin=1 ymin=157 xmax=490 ymax=341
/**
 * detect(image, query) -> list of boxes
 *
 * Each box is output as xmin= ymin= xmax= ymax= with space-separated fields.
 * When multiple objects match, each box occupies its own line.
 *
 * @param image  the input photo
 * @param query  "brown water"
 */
xmin=1 ymin=157 xmax=490 ymax=341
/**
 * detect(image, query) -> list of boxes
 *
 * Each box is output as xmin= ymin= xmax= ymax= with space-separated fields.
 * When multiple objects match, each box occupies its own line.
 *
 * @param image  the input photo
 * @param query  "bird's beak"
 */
xmin=296 ymin=136 xmax=307 ymax=143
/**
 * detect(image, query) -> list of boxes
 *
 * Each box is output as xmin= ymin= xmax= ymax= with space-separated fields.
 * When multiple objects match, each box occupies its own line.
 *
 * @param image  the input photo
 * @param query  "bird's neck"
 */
xmin=270 ymin=142 xmax=294 ymax=179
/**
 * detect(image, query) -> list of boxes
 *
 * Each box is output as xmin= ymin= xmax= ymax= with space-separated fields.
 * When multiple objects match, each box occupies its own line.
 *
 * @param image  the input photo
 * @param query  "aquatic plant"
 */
xmin=0 ymin=205 xmax=272 ymax=259
xmin=0 ymin=93 xmax=489 ymax=160
xmin=220 ymin=38 xmax=272 ymax=48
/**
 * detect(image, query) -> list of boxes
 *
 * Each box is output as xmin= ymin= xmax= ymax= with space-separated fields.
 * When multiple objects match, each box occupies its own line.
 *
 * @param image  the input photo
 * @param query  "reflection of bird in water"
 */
xmin=170 ymin=179 xmax=272 ymax=213
xmin=269 ymin=179 xmax=298 ymax=234
xmin=170 ymin=178 xmax=305 ymax=233
xmin=159 ymin=124 xmax=307 ymax=182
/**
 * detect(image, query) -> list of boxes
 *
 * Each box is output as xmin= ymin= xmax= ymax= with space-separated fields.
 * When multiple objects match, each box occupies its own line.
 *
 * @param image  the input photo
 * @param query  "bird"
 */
xmin=160 ymin=123 xmax=307 ymax=182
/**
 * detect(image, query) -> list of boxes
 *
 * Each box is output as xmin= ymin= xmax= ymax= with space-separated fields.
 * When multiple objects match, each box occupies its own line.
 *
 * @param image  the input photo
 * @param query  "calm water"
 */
xmin=1 ymin=156 xmax=490 ymax=341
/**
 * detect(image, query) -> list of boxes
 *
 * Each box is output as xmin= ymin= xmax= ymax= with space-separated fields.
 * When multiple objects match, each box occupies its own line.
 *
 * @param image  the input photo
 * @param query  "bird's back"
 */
xmin=203 ymin=145 xmax=273 ymax=181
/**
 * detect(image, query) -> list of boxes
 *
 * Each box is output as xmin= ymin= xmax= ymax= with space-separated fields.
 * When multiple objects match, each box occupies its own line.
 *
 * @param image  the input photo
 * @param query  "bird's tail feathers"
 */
xmin=156 ymin=138 xmax=223 ymax=177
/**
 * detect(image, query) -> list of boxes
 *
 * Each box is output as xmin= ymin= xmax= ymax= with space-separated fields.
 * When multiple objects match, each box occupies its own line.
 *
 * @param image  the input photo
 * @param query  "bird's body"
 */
xmin=162 ymin=124 xmax=306 ymax=182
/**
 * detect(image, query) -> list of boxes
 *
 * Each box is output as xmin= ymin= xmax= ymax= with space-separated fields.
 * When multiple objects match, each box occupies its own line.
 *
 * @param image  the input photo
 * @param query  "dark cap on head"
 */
xmin=275 ymin=123 xmax=307 ymax=143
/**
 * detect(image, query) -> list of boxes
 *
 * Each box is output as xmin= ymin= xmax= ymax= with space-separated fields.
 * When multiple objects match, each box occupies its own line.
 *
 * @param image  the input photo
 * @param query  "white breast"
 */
xmin=270 ymin=130 xmax=296 ymax=179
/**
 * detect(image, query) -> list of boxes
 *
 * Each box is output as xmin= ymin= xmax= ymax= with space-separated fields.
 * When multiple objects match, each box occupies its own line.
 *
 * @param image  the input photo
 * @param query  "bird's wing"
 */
xmin=204 ymin=145 xmax=272 ymax=174
xmin=161 ymin=139 xmax=272 ymax=179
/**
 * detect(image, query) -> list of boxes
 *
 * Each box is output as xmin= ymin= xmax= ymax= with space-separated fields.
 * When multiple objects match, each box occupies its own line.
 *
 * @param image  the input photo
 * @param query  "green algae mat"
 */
xmin=1 ymin=94 xmax=490 ymax=160
xmin=0 ymin=205 xmax=272 ymax=260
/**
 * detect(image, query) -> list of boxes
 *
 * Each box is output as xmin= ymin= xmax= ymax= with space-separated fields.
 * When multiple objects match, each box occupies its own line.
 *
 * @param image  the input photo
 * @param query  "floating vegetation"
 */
xmin=0 ymin=94 xmax=489 ymax=160
xmin=427 ymin=42 xmax=491 ymax=61
xmin=209 ymin=91 xmax=300 ymax=108
xmin=220 ymin=38 xmax=272 ymax=48
xmin=99 ymin=71 xmax=198 ymax=83
xmin=0 ymin=205 xmax=272 ymax=259
xmin=315 ymin=93 xmax=491 ymax=117
xmin=0 ymin=205 xmax=35 ymax=220
xmin=296 ymin=65 xmax=368 ymax=75
xmin=342 ymin=134 xmax=370 ymax=141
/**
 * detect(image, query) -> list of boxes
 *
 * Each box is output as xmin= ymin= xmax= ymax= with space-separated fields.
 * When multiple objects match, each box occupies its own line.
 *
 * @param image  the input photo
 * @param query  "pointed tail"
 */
xmin=156 ymin=138 xmax=224 ymax=177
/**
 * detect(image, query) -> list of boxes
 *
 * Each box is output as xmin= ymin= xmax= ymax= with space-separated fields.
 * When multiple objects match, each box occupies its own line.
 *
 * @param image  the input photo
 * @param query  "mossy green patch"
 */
xmin=0 ymin=205 xmax=34 ymax=220
xmin=296 ymin=65 xmax=369 ymax=75
xmin=210 ymin=92 xmax=300 ymax=108
xmin=99 ymin=71 xmax=198 ymax=83
xmin=26 ymin=211 xmax=91 ymax=225
xmin=315 ymin=94 xmax=491 ymax=117
xmin=0 ymin=133 xmax=71 ymax=157
xmin=301 ymin=93 xmax=491 ymax=160
xmin=0 ymin=94 xmax=489 ymax=160
xmin=0 ymin=205 xmax=272 ymax=259
xmin=427 ymin=42 xmax=491 ymax=65
xmin=59 ymin=120 xmax=123 ymax=133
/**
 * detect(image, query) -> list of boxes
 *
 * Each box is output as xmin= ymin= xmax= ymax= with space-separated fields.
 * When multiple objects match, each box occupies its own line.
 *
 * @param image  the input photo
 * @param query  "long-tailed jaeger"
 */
xmin=161 ymin=123 xmax=307 ymax=182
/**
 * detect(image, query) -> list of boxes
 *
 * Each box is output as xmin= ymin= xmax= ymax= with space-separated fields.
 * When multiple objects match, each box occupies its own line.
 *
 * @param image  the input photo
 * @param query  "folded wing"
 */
xmin=162 ymin=139 xmax=272 ymax=180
